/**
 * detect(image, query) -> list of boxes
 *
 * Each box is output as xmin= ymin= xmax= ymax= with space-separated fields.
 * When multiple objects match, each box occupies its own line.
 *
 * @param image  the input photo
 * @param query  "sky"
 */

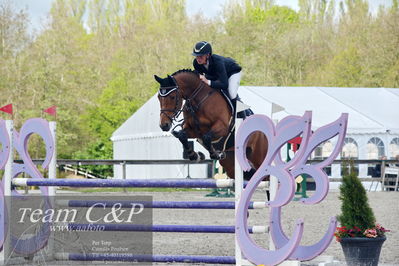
xmin=12 ymin=0 xmax=394 ymax=32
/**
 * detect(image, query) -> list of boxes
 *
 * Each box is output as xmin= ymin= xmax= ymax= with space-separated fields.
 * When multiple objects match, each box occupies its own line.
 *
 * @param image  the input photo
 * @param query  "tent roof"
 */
xmin=240 ymin=87 xmax=399 ymax=134
xmin=112 ymin=87 xmax=399 ymax=141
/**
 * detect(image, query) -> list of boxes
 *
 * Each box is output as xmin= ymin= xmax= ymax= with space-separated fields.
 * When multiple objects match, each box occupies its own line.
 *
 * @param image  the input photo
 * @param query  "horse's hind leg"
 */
xmin=172 ymin=130 xmax=204 ymax=162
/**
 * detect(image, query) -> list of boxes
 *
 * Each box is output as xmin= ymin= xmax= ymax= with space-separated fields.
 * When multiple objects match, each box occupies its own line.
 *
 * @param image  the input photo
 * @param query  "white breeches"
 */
xmin=228 ymin=71 xmax=241 ymax=99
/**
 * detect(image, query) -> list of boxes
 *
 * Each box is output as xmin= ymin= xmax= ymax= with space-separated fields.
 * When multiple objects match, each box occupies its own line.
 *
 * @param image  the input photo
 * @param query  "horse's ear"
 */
xmin=167 ymin=75 xmax=174 ymax=83
xmin=154 ymin=75 xmax=163 ymax=84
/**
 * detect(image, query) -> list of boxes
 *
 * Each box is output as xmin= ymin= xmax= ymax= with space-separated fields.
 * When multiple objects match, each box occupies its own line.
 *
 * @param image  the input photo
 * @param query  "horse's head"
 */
xmin=154 ymin=74 xmax=183 ymax=131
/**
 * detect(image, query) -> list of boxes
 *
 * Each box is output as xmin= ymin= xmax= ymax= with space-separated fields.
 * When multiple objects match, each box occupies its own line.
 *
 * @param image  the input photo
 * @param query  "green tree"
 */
xmin=0 ymin=0 xmax=398 ymax=164
xmin=338 ymin=162 xmax=376 ymax=232
xmin=0 ymin=0 xmax=31 ymax=116
xmin=21 ymin=0 xmax=95 ymax=158
xmin=80 ymin=0 xmax=191 ymax=163
xmin=324 ymin=46 xmax=362 ymax=87
xmin=223 ymin=1 xmax=302 ymax=86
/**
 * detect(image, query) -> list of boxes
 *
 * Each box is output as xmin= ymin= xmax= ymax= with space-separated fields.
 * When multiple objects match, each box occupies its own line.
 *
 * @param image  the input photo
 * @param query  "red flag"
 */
xmin=288 ymin=136 xmax=302 ymax=152
xmin=0 ymin=104 xmax=13 ymax=115
xmin=44 ymin=105 xmax=57 ymax=116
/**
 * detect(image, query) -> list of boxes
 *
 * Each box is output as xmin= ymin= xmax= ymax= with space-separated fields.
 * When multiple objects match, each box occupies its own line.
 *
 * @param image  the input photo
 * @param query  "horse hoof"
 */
xmin=210 ymin=152 xmax=225 ymax=160
xmin=210 ymin=153 xmax=219 ymax=160
xmin=198 ymin=152 xmax=205 ymax=161
xmin=188 ymin=152 xmax=198 ymax=161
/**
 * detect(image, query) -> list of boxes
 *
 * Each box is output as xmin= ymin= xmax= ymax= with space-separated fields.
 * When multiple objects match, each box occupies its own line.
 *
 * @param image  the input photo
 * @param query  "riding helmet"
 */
xmin=192 ymin=41 xmax=212 ymax=56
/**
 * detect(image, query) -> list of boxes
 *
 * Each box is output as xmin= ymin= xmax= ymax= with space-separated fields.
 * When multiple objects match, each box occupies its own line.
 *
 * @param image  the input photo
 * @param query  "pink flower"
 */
xmin=334 ymin=224 xmax=389 ymax=242
xmin=364 ymin=229 xmax=377 ymax=238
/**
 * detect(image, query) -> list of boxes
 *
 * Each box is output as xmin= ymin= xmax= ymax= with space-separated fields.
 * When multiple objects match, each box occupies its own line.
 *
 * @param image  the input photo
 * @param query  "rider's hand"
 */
xmin=199 ymin=75 xmax=210 ymax=86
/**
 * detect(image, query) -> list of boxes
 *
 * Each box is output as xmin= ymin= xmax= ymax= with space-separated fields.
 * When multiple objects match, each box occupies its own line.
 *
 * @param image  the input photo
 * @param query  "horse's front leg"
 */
xmin=202 ymin=131 xmax=225 ymax=160
xmin=201 ymin=119 xmax=229 ymax=160
xmin=172 ymin=130 xmax=205 ymax=162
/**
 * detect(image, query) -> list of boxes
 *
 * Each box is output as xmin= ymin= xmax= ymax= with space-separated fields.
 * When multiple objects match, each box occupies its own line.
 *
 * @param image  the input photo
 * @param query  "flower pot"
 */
xmin=340 ymin=236 xmax=386 ymax=266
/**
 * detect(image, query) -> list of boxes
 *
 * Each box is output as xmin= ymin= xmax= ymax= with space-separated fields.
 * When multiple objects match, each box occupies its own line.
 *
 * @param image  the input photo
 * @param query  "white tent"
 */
xmin=111 ymin=87 xmax=399 ymax=184
xmin=242 ymin=87 xmax=398 ymax=135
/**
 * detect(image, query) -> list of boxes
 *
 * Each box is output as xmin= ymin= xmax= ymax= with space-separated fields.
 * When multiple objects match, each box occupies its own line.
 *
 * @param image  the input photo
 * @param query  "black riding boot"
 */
xmin=233 ymin=97 xmax=247 ymax=119
xmin=234 ymin=95 xmax=254 ymax=119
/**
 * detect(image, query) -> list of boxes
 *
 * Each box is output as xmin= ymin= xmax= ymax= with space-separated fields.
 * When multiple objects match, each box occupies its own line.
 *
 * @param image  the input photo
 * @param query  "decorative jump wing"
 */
xmin=236 ymin=112 xmax=348 ymax=265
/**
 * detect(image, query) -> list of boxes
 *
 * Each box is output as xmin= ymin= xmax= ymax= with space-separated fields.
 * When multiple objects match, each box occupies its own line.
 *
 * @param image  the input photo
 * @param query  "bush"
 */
xmin=335 ymin=161 xmax=389 ymax=241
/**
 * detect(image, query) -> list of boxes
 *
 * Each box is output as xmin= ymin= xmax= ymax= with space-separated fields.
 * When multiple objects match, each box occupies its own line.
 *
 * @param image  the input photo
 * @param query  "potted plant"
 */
xmin=334 ymin=162 xmax=389 ymax=266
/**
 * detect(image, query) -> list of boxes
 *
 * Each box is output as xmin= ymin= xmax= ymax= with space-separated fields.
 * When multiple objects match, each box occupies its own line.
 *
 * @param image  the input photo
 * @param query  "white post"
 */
xmin=235 ymin=102 xmax=256 ymax=266
xmin=47 ymin=121 xmax=56 ymax=260
xmin=235 ymin=119 xmax=243 ymax=266
xmin=48 ymin=121 xmax=57 ymax=196
xmin=1 ymin=120 xmax=13 ymax=265
xmin=234 ymin=102 xmax=248 ymax=266
xmin=269 ymin=175 xmax=278 ymax=252
xmin=4 ymin=120 xmax=13 ymax=196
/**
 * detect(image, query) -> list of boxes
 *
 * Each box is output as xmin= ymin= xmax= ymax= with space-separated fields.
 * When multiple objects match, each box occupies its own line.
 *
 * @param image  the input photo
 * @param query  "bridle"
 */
xmin=158 ymin=74 xmax=213 ymax=130
xmin=158 ymin=76 xmax=183 ymax=124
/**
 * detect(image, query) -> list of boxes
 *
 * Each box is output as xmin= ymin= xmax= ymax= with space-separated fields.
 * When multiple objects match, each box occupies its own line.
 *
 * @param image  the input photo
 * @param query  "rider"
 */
xmin=192 ymin=41 xmax=242 ymax=111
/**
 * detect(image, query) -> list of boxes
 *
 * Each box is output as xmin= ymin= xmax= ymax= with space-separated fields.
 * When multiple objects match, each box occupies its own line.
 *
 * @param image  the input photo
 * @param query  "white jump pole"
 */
xmin=1 ymin=120 xmax=13 ymax=265
xmin=47 ymin=121 xmax=56 ymax=260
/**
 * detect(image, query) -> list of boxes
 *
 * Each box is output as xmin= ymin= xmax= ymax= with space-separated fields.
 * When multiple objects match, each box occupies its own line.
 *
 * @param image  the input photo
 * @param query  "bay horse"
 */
xmin=154 ymin=69 xmax=268 ymax=179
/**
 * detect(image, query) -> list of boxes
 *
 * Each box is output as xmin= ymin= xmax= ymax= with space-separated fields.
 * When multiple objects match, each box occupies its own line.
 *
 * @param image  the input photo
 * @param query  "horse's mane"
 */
xmin=171 ymin=69 xmax=200 ymax=77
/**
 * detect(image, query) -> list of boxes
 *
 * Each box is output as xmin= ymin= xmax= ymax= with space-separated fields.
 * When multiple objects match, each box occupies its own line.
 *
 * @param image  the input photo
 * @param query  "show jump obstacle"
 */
xmin=0 ymin=109 xmax=348 ymax=265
